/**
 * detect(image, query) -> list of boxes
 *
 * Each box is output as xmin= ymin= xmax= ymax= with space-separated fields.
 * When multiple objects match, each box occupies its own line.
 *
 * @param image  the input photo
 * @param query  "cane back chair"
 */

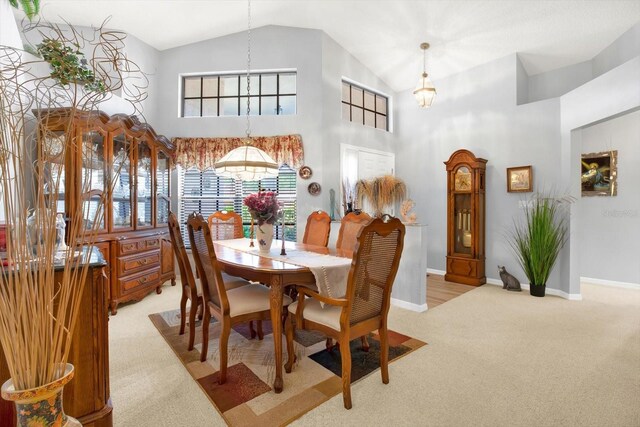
xmin=285 ymin=216 xmax=405 ymax=409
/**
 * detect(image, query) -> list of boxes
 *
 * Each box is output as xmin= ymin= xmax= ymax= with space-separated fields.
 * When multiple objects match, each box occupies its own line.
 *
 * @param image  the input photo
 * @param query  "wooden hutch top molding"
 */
xmin=34 ymin=108 xmax=176 ymax=155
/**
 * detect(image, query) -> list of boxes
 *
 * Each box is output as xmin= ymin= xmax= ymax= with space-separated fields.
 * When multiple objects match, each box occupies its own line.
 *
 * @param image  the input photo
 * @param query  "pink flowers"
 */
xmin=243 ymin=191 xmax=283 ymax=225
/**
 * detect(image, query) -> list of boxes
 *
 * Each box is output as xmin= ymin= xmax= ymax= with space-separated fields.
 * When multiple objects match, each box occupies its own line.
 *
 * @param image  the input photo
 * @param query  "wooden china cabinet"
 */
xmin=36 ymin=108 xmax=176 ymax=315
xmin=444 ymin=149 xmax=487 ymax=286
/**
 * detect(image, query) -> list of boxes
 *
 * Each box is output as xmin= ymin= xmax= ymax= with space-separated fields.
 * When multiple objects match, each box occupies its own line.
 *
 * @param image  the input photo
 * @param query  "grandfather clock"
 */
xmin=444 ymin=149 xmax=487 ymax=286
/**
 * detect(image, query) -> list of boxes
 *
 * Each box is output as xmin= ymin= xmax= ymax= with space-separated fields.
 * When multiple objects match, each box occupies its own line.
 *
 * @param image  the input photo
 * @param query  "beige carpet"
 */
xmin=109 ymin=281 xmax=640 ymax=426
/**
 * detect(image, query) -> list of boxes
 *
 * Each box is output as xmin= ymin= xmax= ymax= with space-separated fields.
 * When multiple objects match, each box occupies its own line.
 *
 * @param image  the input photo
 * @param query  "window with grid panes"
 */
xmin=182 ymin=72 xmax=296 ymax=117
xmin=341 ymin=80 xmax=388 ymax=131
xmin=178 ymin=165 xmax=297 ymax=246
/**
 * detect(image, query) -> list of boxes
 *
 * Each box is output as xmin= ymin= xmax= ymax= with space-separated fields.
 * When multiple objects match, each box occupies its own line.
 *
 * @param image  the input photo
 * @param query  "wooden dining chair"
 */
xmin=285 ymin=216 xmax=405 ymax=409
xmin=335 ymin=211 xmax=373 ymax=351
xmin=208 ymin=210 xmax=244 ymax=240
xmin=302 ymin=210 xmax=331 ymax=247
xmin=207 ymin=210 xmax=262 ymax=338
xmin=336 ymin=211 xmax=372 ymax=252
xmin=168 ymin=212 xmax=253 ymax=351
xmin=187 ymin=213 xmax=293 ymax=383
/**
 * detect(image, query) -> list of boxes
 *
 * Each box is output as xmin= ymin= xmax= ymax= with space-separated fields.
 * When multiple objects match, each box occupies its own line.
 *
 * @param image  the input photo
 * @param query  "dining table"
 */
xmin=212 ymin=238 xmax=353 ymax=393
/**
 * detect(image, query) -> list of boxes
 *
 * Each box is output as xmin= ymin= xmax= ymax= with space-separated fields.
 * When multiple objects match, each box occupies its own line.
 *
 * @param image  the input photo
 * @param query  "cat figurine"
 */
xmin=498 ymin=266 xmax=521 ymax=292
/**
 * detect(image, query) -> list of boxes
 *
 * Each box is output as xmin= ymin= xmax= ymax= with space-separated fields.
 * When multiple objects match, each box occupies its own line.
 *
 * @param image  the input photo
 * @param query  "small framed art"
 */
xmin=506 ymin=165 xmax=532 ymax=193
xmin=581 ymin=150 xmax=617 ymax=197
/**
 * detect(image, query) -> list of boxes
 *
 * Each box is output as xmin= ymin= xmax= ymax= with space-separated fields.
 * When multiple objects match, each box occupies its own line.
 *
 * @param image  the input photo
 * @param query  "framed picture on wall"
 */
xmin=581 ymin=150 xmax=617 ymax=197
xmin=506 ymin=165 xmax=532 ymax=193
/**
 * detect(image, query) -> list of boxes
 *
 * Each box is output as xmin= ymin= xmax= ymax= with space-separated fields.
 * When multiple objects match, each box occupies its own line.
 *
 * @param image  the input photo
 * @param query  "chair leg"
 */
xmin=179 ymin=291 xmax=188 ymax=336
xmin=218 ymin=320 xmax=232 ymax=385
xmin=249 ymin=321 xmax=256 ymax=339
xmin=360 ymin=335 xmax=370 ymax=352
xmin=326 ymin=338 xmax=335 ymax=351
xmin=379 ymin=325 xmax=389 ymax=384
xmin=197 ymin=303 xmax=204 ymax=321
xmin=200 ymin=308 xmax=211 ymax=362
xmin=284 ymin=313 xmax=296 ymax=373
xmin=187 ymin=299 xmax=198 ymax=351
xmin=339 ymin=336 xmax=352 ymax=409
xmin=257 ymin=320 xmax=264 ymax=340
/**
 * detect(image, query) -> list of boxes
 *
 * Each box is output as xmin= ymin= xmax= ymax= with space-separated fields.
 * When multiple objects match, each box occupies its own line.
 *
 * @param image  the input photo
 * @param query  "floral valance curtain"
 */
xmin=172 ymin=134 xmax=304 ymax=171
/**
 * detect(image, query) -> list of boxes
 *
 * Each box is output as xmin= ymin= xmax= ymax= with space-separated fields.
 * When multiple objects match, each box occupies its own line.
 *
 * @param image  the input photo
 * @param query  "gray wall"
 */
xmin=577 ymin=109 xmax=640 ymax=284
xmin=395 ymin=53 xmax=563 ymax=289
xmin=154 ymin=25 xmax=398 ymax=237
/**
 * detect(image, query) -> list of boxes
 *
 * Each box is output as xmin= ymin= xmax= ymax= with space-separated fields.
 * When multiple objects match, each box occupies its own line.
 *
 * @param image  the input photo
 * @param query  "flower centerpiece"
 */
xmin=243 ymin=191 xmax=282 ymax=252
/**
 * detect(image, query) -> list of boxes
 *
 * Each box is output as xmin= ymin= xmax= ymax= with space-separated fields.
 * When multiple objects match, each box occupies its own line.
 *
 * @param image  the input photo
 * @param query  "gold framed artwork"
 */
xmin=581 ymin=150 xmax=617 ymax=197
xmin=506 ymin=165 xmax=532 ymax=193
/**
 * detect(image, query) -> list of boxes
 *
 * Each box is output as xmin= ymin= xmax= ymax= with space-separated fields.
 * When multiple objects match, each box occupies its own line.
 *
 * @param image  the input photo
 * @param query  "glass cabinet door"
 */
xmin=81 ymin=129 xmax=107 ymax=231
xmin=453 ymin=166 xmax=472 ymax=255
xmin=136 ymin=140 xmax=153 ymax=228
xmin=42 ymin=130 xmax=67 ymax=214
xmin=112 ymin=132 xmax=133 ymax=229
xmin=156 ymin=150 xmax=170 ymax=225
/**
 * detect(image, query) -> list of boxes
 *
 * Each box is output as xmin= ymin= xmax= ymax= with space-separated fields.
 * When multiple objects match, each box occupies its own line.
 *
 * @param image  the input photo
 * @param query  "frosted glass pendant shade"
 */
xmin=214 ymin=144 xmax=279 ymax=181
xmin=414 ymin=73 xmax=436 ymax=108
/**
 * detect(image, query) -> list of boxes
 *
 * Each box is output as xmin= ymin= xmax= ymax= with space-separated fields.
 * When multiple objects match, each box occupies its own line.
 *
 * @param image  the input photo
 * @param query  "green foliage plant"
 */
xmin=509 ymin=192 xmax=571 ymax=287
xmin=9 ymin=0 xmax=40 ymax=21
xmin=36 ymin=38 xmax=106 ymax=92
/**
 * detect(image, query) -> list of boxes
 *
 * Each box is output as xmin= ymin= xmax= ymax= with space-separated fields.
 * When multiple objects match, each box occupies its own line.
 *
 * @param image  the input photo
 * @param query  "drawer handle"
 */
xmin=137 ymin=259 xmax=149 ymax=266
xmin=139 ymin=277 xmax=148 ymax=284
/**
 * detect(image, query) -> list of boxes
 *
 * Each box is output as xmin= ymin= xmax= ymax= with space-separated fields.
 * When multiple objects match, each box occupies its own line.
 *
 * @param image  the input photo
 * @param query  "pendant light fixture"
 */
xmin=413 ymin=42 xmax=436 ymax=108
xmin=213 ymin=0 xmax=279 ymax=181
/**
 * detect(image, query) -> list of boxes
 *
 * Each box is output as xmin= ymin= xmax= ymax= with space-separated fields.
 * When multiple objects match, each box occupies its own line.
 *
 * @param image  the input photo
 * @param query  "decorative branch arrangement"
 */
xmin=0 ymin=19 xmax=148 ymax=391
xmin=355 ymin=175 xmax=407 ymax=217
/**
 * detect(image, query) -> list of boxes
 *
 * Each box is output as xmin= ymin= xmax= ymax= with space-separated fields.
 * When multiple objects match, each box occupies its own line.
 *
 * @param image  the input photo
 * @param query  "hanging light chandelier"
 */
xmin=413 ymin=42 xmax=436 ymax=108
xmin=213 ymin=0 xmax=279 ymax=181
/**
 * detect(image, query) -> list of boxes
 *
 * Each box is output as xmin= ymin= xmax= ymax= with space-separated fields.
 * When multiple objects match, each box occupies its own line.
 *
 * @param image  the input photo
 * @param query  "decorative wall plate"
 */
xmin=299 ymin=166 xmax=312 ymax=180
xmin=308 ymin=182 xmax=321 ymax=196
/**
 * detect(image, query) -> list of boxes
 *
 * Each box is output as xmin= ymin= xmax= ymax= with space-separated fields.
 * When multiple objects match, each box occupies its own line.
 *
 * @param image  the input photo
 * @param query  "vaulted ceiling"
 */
xmin=17 ymin=0 xmax=640 ymax=92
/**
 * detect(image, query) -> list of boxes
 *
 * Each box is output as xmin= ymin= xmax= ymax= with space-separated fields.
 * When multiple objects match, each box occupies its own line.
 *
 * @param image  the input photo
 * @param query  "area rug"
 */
xmin=149 ymin=308 xmax=426 ymax=426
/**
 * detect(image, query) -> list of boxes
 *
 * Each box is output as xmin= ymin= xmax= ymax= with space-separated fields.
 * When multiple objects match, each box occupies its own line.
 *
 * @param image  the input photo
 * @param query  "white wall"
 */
xmin=395 ymin=53 xmax=563 ymax=289
xmin=577 ymin=110 xmax=640 ymax=285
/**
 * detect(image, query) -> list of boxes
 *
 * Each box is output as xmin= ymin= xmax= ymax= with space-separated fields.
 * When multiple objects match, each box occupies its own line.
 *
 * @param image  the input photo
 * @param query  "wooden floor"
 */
xmin=426 ymin=274 xmax=479 ymax=309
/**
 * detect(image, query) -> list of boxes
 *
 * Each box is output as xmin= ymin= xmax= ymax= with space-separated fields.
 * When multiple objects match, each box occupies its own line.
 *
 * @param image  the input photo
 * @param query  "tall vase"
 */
xmin=256 ymin=223 xmax=274 ymax=253
xmin=1 ymin=363 xmax=81 ymax=427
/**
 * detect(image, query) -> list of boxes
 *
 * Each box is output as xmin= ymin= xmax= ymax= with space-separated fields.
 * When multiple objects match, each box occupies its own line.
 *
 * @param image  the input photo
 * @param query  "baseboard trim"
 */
xmin=484 ymin=280 xmax=582 ymax=300
xmin=427 ymin=268 xmax=446 ymax=276
xmin=581 ymin=276 xmax=640 ymax=290
xmin=390 ymin=298 xmax=428 ymax=313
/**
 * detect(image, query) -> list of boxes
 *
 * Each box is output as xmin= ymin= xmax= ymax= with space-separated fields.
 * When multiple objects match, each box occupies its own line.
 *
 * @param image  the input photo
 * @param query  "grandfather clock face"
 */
xmin=454 ymin=166 xmax=471 ymax=191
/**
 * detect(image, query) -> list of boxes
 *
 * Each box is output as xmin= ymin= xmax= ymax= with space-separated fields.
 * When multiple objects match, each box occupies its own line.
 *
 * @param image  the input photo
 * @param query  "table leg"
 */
xmin=269 ymin=275 xmax=284 ymax=393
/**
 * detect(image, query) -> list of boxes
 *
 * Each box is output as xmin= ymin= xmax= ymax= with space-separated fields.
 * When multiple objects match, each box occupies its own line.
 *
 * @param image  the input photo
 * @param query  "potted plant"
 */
xmin=508 ymin=192 xmax=571 ymax=297
xmin=0 ymin=18 xmax=146 ymax=426
xmin=243 ymin=190 xmax=282 ymax=252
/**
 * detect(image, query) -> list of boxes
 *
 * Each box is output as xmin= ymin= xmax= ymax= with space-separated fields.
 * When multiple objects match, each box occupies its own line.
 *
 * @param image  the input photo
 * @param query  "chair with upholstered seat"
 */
xmin=303 ymin=210 xmax=331 ymax=247
xmin=188 ymin=213 xmax=293 ymax=383
xmin=168 ymin=212 xmax=253 ymax=351
xmin=336 ymin=211 xmax=372 ymax=252
xmin=285 ymin=216 xmax=405 ymax=409
xmin=208 ymin=210 xmax=244 ymax=240
xmin=334 ymin=211 xmax=373 ymax=350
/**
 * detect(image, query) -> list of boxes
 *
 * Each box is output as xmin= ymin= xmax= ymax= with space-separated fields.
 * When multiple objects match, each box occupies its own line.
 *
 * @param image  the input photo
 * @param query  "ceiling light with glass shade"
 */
xmin=213 ymin=0 xmax=279 ymax=181
xmin=414 ymin=42 xmax=436 ymax=108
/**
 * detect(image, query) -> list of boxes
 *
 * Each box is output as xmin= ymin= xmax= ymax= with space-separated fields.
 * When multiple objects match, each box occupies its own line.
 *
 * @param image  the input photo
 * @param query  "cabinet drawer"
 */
xmin=118 ymin=237 xmax=160 ymax=256
xmin=116 ymin=250 xmax=160 ymax=277
xmin=119 ymin=268 xmax=160 ymax=293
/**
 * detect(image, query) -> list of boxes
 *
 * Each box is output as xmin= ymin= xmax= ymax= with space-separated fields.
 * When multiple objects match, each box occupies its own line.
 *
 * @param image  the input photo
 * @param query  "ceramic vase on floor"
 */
xmin=256 ymin=223 xmax=274 ymax=253
xmin=1 ymin=363 xmax=81 ymax=427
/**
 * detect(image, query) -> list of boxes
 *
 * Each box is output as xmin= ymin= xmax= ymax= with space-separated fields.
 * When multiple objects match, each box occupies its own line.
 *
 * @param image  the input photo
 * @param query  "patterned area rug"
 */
xmin=149 ymin=309 xmax=426 ymax=426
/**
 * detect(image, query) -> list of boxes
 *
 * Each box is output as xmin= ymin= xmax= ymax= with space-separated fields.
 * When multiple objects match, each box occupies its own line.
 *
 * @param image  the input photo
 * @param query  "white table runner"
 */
xmin=215 ymin=238 xmax=352 ymax=301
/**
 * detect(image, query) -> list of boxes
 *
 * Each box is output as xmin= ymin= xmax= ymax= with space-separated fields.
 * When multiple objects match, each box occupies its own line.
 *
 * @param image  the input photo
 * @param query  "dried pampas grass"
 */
xmin=356 ymin=175 xmax=407 ymax=217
